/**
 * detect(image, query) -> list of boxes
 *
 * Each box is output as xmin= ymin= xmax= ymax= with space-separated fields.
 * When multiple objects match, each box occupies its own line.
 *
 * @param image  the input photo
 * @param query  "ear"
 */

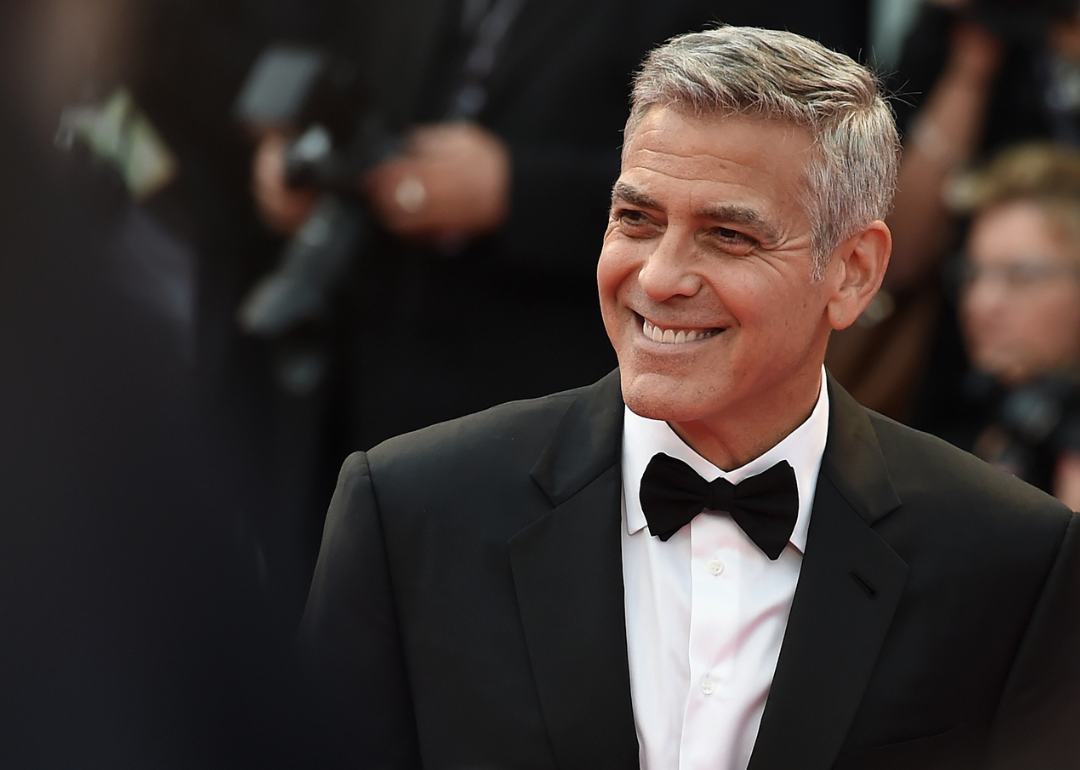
xmin=826 ymin=220 xmax=892 ymax=331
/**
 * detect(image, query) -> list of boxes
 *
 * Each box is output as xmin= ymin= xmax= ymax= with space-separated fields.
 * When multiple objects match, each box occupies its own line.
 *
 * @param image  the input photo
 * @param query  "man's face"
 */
xmin=597 ymin=107 xmax=840 ymax=459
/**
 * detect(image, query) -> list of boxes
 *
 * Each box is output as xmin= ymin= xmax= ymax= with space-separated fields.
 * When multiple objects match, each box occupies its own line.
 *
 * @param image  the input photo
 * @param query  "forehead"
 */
xmin=969 ymin=201 xmax=1075 ymax=261
xmin=618 ymin=107 xmax=814 ymax=218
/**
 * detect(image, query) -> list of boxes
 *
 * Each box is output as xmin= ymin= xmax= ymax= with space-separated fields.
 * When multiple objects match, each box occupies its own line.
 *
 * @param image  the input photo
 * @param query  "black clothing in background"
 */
xmin=672 ymin=0 xmax=870 ymax=60
xmin=319 ymin=0 xmax=633 ymax=456
xmin=121 ymin=0 xmax=354 ymax=617
xmin=0 ymin=5 xmax=332 ymax=765
xmin=932 ymin=370 xmax=1080 ymax=497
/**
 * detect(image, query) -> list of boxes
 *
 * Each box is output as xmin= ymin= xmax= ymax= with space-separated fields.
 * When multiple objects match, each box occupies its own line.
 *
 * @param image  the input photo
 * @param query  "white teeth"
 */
xmin=642 ymin=319 xmax=718 ymax=344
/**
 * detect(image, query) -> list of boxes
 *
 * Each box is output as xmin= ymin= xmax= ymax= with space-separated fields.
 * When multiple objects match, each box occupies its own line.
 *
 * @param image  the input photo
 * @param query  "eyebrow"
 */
xmin=700 ymin=203 xmax=780 ymax=242
xmin=611 ymin=181 xmax=780 ymax=243
xmin=610 ymin=181 xmax=658 ymax=210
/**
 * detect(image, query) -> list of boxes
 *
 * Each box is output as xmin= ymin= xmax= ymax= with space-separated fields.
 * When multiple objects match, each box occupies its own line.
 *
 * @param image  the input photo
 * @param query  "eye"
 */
xmin=1001 ymin=263 xmax=1056 ymax=287
xmin=611 ymin=206 xmax=659 ymax=236
xmin=705 ymin=226 xmax=757 ymax=255
xmin=959 ymin=259 xmax=1075 ymax=290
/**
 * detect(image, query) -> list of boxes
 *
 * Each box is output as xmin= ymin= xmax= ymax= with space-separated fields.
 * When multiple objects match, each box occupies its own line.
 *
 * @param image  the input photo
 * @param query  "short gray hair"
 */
xmin=626 ymin=25 xmax=899 ymax=280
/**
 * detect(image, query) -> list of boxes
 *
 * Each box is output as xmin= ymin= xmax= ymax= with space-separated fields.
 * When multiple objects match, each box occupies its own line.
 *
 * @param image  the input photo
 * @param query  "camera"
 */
xmin=965 ymin=370 xmax=1080 ymax=489
xmin=233 ymin=45 xmax=398 ymax=190
xmin=231 ymin=46 xmax=399 ymax=393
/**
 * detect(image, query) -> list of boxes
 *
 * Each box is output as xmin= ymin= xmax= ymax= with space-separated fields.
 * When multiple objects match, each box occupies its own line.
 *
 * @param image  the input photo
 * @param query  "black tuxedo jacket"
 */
xmin=303 ymin=370 xmax=1080 ymax=769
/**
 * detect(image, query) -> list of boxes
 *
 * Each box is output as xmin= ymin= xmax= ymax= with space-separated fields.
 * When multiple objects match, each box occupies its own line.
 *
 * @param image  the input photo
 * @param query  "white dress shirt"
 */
xmin=621 ymin=370 xmax=830 ymax=770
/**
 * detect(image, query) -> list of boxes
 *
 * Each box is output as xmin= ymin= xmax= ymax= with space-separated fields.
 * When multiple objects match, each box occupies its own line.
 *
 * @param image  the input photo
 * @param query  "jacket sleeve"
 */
xmin=301 ymin=451 xmax=422 ymax=769
xmin=986 ymin=512 xmax=1080 ymax=768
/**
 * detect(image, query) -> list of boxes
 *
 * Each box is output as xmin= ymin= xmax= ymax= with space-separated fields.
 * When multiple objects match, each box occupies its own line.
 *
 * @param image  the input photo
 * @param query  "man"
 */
xmin=302 ymin=25 xmax=1080 ymax=769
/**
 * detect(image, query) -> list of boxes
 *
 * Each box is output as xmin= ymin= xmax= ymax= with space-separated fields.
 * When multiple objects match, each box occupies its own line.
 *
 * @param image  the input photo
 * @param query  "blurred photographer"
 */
xmin=242 ymin=2 xmax=731 ymax=468
xmin=943 ymin=142 xmax=1080 ymax=509
xmin=253 ymin=103 xmax=510 ymax=246
xmin=827 ymin=0 xmax=1080 ymax=421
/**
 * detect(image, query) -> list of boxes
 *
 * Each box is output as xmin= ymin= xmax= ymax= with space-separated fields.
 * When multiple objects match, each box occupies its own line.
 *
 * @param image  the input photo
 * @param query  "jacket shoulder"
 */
xmin=867 ymin=408 xmax=1071 ymax=522
xmin=359 ymin=371 xmax=622 ymax=503
xmin=369 ymin=384 xmax=584 ymax=468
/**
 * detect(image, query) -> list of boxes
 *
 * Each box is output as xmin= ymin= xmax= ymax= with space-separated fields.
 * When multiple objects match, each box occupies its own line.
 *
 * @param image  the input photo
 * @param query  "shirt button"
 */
xmin=700 ymin=677 xmax=715 ymax=696
xmin=708 ymin=559 xmax=725 ymax=576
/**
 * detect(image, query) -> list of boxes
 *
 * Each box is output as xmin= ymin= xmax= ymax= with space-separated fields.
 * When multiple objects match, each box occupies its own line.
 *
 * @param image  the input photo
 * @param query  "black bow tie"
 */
xmin=639 ymin=452 xmax=799 ymax=560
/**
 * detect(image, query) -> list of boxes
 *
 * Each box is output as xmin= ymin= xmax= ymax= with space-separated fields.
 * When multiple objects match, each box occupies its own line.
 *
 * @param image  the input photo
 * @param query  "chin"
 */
xmin=619 ymin=369 xmax=702 ymax=423
xmin=971 ymin=349 xmax=1024 ymax=385
xmin=622 ymin=394 xmax=673 ymax=422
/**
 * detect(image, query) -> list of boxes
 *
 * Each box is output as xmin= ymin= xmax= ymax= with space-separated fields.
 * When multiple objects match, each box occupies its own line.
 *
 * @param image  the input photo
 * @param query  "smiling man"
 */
xmin=601 ymin=110 xmax=869 ymax=468
xmin=303 ymin=26 xmax=1080 ymax=770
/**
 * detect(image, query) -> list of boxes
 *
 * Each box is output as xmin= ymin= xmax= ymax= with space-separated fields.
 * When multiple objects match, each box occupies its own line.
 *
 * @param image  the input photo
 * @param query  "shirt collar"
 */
xmin=622 ymin=367 xmax=830 ymax=555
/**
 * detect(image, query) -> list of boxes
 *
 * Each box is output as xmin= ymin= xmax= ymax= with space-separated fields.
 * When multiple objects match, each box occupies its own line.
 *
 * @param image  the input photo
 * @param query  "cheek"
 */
xmin=726 ymin=274 xmax=816 ymax=333
xmin=596 ymin=242 xmax=637 ymax=301
xmin=959 ymin=288 xmax=1001 ymax=338
xmin=958 ymin=295 xmax=981 ymax=337
xmin=596 ymin=252 xmax=628 ymax=341
xmin=1034 ymin=290 xmax=1080 ymax=352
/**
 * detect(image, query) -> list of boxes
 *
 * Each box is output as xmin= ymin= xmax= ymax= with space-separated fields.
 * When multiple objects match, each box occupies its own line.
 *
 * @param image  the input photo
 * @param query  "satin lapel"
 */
xmin=508 ymin=371 xmax=639 ymax=770
xmin=749 ymin=378 xmax=908 ymax=770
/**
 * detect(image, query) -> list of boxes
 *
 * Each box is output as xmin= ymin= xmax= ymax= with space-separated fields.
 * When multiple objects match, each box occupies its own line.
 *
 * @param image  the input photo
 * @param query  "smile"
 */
xmin=642 ymin=318 xmax=721 ymax=344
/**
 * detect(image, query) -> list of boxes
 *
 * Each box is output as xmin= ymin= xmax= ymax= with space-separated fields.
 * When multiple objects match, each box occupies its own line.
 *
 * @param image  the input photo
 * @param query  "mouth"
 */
xmin=641 ymin=317 xmax=722 ymax=345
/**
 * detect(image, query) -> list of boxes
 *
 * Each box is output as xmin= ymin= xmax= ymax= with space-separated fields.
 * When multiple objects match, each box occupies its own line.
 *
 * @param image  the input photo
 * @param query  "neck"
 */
xmin=669 ymin=373 xmax=823 ymax=471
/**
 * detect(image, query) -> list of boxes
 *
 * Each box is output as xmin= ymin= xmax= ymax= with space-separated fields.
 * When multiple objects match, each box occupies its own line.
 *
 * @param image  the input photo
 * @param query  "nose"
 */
xmin=637 ymin=228 xmax=701 ymax=301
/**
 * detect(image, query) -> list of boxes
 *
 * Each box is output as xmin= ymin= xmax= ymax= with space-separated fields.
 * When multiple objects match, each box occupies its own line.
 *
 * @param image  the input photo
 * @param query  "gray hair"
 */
xmin=627 ymin=25 xmax=899 ymax=280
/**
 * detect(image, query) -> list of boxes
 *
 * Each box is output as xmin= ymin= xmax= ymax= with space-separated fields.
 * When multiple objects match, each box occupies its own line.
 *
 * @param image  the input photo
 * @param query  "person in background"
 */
xmin=827 ymin=0 xmax=1080 ymax=423
xmin=942 ymin=141 xmax=1080 ymax=509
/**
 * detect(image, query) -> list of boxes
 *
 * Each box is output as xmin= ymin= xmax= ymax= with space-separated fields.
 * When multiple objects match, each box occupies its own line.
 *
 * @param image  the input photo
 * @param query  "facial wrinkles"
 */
xmin=695 ymin=167 xmax=809 ymax=257
xmin=614 ymin=110 xmax=820 ymax=306
xmin=619 ymin=168 xmax=802 ymax=259
xmin=612 ymin=197 xmax=812 ymax=318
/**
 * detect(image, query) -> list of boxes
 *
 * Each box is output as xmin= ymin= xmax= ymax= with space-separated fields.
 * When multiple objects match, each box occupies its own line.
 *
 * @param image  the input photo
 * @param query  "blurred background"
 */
xmin=2 ymin=0 xmax=1079 ymax=765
